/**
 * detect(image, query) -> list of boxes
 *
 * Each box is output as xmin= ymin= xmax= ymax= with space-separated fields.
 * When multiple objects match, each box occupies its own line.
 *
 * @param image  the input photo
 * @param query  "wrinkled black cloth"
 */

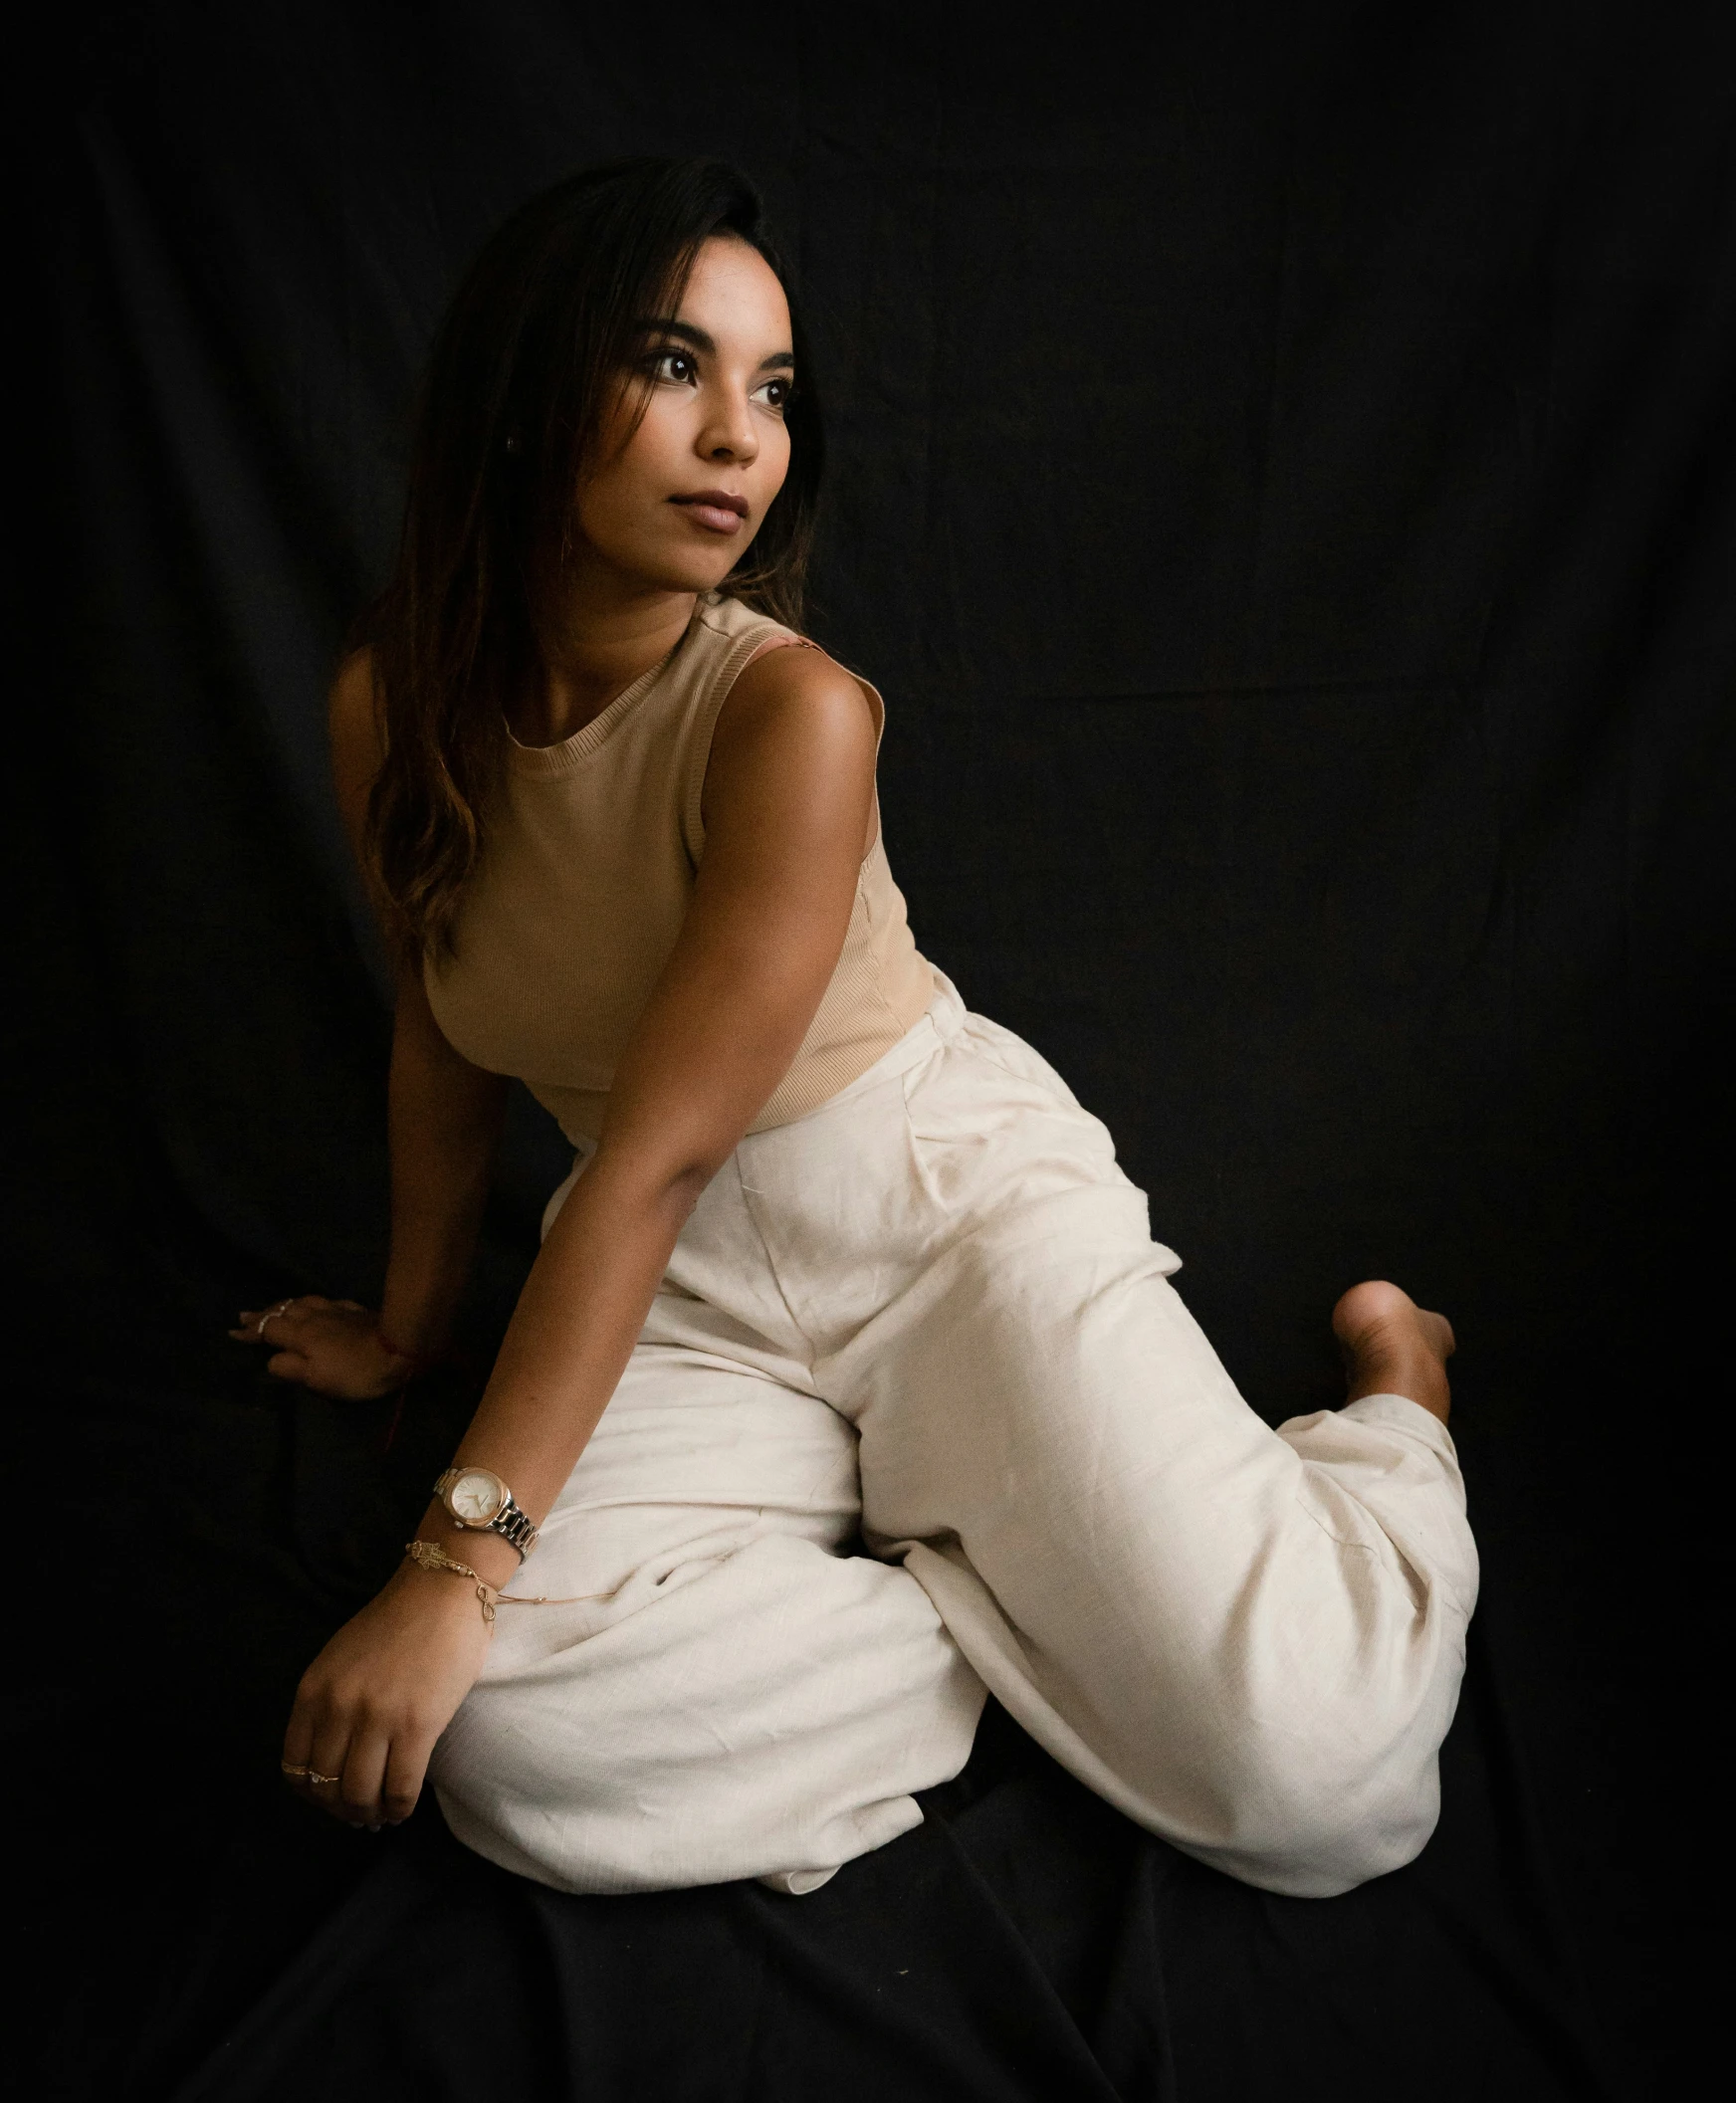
xmin=147 ymin=1693 xmax=1605 ymax=2103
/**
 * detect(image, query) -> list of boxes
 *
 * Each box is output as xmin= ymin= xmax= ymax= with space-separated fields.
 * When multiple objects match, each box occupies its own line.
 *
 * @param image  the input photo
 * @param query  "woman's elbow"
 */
xmin=586 ymin=1133 xmax=732 ymax=1223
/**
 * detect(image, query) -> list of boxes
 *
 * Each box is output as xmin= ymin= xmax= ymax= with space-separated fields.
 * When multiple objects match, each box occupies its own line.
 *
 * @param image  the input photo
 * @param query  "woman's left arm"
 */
xmin=283 ymin=645 xmax=880 ymax=1827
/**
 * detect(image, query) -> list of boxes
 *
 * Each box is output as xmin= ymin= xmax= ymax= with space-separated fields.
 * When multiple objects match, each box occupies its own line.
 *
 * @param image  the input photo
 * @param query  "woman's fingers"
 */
xmin=285 ymin=1714 xmax=418 ymax=1830
xmin=233 ymin=1295 xmax=345 ymax=1336
xmin=231 ymin=1299 xmax=324 ymax=1385
xmin=281 ymin=1572 xmax=491 ymax=1840
xmin=231 ymin=1299 xmax=397 ymax=1398
xmin=233 ymin=1296 xmax=305 ymax=1344
xmin=380 ymin=1727 xmax=432 ymax=1826
xmin=338 ymin=1730 xmax=392 ymax=1828
xmin=306 ymin=1771 xmax=349 ymax=1822
xmin=283 ymin=1691 xmax=346 ymax=1815
xmin=305 ymin=1715 xmax=358 ymax=1823
xmin=286 ymin=1662 xmax=403 ymax=1829
xmin=282 ymin=1699 xmax=316 ymax=1779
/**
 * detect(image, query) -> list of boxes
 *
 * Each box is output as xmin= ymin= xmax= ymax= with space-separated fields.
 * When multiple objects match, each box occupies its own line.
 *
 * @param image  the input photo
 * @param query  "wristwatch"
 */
xmin=433 ymin=1465 xmax=540 ymax=1558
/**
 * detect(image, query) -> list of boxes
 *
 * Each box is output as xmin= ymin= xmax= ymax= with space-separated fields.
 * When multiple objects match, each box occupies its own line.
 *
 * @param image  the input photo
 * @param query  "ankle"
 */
xmin=1345 ymin=1331 xmax=1450 ymax=1419
xmin=1332 ymin=1281 xmax=1454 ymax=1424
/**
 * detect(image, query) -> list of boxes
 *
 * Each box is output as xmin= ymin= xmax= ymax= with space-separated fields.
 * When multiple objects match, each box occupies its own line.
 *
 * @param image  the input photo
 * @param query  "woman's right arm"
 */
xmin=233 ymin=650 xmax=507 ymax=1397
xmin=375 ymin=966 xmax=507 ymax=1366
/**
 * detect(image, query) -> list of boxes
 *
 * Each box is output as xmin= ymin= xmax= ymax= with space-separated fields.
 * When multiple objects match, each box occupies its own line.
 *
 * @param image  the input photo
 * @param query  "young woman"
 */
xmin=237 ymin=159 xmax=1476 ymax=1901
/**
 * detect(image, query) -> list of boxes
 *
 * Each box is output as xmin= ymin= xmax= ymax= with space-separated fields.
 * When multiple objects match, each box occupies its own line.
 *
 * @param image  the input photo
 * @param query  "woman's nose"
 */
xmin=699 ymin=393 xmax=758 ymax=464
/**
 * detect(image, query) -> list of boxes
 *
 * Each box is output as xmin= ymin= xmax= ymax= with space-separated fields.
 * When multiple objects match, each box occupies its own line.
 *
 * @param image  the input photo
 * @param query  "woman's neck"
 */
xmin=520 ymin=578 xmax=699 ymax=747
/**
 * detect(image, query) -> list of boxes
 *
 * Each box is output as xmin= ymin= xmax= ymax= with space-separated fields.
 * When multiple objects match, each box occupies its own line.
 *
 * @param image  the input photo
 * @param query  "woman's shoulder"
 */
xmin=696 ymin=633 xmax=882 ymax=856
xmin=720 ymin=633 xmax=877 ymax=741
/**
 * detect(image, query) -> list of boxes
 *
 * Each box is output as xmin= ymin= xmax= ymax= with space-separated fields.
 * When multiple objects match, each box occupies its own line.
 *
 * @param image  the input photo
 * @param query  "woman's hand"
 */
xmin=231 ymin=1296 xmax=417 ymax=1399
xmin=282 ymin=1559 xmax=494 ymax=1826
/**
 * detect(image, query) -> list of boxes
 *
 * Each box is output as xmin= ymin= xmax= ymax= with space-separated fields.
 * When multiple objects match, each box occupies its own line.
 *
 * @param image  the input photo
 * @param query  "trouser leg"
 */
xmin=431 ymin=1293 xmax=983 ymax=1895
xmin=783 ymin=1018 xmax=1476 ymax=1898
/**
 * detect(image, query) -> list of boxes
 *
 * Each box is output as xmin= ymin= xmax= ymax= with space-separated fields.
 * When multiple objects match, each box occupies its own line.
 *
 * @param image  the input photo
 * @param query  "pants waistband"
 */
xmin=755 ymin=969 xmax=969 ymax=1132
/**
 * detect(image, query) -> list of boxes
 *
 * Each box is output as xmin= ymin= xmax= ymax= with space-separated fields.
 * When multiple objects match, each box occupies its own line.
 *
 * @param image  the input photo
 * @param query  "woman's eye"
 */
xmin=752 ymin=376 xmax=791 ymax=411
xmin=652 ymin=350 xmax=697 ymax=384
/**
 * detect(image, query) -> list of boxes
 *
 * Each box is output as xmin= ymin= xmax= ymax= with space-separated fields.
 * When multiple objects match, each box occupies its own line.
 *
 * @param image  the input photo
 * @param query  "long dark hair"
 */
xmin=365 ymin=158 xmax=823 ymax=958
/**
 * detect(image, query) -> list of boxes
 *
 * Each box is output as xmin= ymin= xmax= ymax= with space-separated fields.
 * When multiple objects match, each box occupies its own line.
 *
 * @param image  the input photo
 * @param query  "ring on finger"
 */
xmin=257 ymin=1298 xmax=294 ymax=1338
xmin=281 ymin=1760 xmax=341 ymax=1787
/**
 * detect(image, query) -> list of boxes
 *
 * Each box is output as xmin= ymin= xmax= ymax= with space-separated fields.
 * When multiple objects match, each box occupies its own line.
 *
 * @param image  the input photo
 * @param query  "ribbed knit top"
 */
xmin=424 ymin=593 xmax=937 ymax=1146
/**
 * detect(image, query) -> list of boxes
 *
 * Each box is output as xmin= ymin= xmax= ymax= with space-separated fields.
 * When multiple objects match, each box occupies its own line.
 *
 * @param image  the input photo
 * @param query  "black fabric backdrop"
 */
xmin=7 ymin=4 xmax=1728 ymax=2098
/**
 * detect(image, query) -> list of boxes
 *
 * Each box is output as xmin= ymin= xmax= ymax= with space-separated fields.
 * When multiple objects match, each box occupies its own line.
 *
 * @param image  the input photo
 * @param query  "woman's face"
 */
xmin=574 ymin=234 xmax=795 ymax=595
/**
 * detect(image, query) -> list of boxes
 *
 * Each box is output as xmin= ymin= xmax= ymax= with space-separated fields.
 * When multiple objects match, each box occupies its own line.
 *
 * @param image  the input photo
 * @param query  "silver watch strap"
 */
xmin=490 ymin=1498 xmax=539 ymax=1557
xmin=434 ymin=1468 xmax=540 ymax=1559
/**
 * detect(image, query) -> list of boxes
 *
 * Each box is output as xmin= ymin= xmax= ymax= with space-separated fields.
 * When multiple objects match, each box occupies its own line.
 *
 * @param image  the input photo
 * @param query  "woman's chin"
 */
xmin=606 ymin=519 xmax=760 ymax=598
xmin=638 ymin=553 xmax=751 ymax=598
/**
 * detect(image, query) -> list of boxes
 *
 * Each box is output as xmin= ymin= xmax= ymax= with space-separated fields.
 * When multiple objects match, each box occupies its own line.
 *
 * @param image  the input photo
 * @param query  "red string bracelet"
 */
xmin=378 ymin=1383 xmax=409 ymax=1456
xmin=377 ymin=1327 xmax=437 ymax=1373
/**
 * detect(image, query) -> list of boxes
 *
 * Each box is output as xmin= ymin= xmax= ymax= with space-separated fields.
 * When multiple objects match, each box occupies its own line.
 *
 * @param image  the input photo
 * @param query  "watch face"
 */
xmin=449 ymin=1468 xmax=506 ymax=1526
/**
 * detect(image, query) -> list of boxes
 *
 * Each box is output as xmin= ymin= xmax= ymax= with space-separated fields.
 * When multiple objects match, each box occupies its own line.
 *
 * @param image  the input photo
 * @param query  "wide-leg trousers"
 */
xmin=431 ymin=978 xmax=1477 ymax=1900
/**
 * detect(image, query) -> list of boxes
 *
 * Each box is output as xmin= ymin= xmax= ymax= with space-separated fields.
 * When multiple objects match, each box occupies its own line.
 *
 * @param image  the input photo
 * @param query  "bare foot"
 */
xmin=1331 ymin=1280 xmax=1455 ymax=1424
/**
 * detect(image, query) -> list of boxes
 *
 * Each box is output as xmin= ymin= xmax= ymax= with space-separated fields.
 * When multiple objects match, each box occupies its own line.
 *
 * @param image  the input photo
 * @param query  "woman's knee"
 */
xmin=1184 ymin=1724 xmax=1444 ymax=1897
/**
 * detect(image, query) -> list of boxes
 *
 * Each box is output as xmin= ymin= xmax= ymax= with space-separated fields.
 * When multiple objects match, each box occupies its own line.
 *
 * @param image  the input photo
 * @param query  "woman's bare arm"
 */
xmin=380 ymin=968 xmax=508 ymax=1355
xmin=236 ymin=650 xmax=509 ymax=1393
xmin=409 ymin=640 xmax=879 ymax=1580
xmin=281 ymin=639 xmax=880 ymax=1826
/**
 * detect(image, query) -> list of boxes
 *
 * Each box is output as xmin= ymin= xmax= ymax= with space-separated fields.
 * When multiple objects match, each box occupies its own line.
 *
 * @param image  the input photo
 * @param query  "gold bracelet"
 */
xmin=403 ymin=1541 xmax=610 ymax=1623
xmin=405 ymin=1539 xmax=498 ymax=1621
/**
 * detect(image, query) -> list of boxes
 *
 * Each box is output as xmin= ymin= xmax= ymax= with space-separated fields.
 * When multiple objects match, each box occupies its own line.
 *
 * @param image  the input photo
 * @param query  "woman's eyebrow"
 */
xmin=637 ymin=317 xmax=794 ymax=371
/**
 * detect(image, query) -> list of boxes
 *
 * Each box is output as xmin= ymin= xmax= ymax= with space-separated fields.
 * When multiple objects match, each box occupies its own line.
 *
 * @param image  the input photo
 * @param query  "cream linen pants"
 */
xmin=432 ymin=977 xmax=1478 ymax=1901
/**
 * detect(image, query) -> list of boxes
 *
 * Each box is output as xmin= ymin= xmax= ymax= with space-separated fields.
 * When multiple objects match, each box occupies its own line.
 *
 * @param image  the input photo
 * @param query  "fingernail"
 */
xmin=367 ymin=1823 xmax=382 ymax=1832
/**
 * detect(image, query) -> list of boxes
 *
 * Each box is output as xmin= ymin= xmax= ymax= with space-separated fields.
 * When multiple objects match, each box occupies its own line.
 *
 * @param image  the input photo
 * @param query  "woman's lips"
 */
xmin=669 ymin=492 xmax=747 ymax=535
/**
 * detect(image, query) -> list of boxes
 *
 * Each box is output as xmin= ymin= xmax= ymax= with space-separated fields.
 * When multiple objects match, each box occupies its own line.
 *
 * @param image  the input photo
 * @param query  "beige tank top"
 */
xmin=425 ymin=593 xmax=937 ymax=1145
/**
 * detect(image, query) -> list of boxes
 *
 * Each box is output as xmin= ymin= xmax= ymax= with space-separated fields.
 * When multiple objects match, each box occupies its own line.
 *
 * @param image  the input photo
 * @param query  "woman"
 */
xmin=238 ymin=158 xmax=1476 ymax=1902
